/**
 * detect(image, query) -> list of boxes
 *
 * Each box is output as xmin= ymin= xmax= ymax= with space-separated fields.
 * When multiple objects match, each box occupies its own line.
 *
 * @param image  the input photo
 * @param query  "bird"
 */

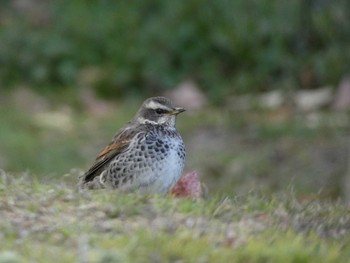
xmin=78 ymin=96 xmax=186 ymax=194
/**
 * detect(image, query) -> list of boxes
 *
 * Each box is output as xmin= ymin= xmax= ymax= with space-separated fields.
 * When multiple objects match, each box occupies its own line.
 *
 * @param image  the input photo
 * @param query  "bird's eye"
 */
xmin=155 ymin=109 xmax=167 ymax=114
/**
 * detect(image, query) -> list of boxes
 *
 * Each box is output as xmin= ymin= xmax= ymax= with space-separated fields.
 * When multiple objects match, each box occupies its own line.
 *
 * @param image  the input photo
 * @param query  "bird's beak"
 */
xmin=170 ymin=107 xmax=186 ymax=115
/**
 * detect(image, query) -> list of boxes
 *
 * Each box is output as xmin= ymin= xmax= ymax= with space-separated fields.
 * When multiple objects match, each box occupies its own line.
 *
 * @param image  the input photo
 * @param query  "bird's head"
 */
xmin=135 ymin=96 xmax=185 ymax=127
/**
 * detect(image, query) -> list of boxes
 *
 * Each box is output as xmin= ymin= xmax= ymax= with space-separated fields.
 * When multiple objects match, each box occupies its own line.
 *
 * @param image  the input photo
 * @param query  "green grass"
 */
xmin=1 ymin=172 xmax=350 ymax=263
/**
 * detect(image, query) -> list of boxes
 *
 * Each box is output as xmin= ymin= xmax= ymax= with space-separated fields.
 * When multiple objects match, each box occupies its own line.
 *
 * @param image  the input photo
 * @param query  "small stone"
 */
xmin=258 ymin=90 xmax=284 ymax=109
xmin=333 ymin=75 xmax=350 ymax=111
xmin=294 ymin=87 xmax=333 ymax=111
xmin=167 ymin=79 xmax=207 ymax=111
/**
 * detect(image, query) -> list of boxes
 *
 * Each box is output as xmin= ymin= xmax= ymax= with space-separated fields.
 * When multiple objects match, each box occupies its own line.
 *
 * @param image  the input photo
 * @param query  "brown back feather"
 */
xmin=82 ymin=124 xmax=142 ymax=184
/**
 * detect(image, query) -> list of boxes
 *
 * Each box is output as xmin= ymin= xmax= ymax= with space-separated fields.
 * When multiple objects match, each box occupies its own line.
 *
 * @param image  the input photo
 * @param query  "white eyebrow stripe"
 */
xmin=146 ymin=100 xmax=170 ymax=110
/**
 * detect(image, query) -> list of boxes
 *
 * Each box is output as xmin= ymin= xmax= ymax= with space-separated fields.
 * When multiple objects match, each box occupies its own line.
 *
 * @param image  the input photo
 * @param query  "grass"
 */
xmin=1 ymin=171 xmax=350 ymax=263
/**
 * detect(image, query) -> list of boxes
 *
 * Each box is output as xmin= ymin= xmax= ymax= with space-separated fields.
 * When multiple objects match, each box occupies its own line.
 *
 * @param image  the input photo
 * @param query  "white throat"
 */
xmin=138 ymin=117 xmax=159 ymax=125
xmin=138 ymin=116 xmax=176 ymax=127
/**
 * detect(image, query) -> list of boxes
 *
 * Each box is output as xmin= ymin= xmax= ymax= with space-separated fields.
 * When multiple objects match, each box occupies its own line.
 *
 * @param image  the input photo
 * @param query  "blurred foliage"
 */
xmin=0 ymin=0 xmax=350 ymax=102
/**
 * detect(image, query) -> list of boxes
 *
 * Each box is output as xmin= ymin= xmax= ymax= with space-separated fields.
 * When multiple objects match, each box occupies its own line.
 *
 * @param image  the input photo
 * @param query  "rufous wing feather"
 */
xmin=82 ymin=139 xmax=130 ymax=183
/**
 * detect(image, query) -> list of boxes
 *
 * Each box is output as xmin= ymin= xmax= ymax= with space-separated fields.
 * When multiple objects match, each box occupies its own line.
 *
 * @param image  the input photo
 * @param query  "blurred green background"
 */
xmin=0 ymin=0 xmax=349 ymax=199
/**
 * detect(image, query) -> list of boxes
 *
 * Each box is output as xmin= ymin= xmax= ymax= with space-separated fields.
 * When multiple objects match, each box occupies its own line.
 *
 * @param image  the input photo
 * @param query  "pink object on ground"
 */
xmin=171 ymin=171 xmax=202 ymax=198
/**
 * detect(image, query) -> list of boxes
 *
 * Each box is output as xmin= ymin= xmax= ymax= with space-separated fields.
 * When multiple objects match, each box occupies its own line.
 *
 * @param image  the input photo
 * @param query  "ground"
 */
xmin=1 ymin=171 xmax=349 ymax=263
